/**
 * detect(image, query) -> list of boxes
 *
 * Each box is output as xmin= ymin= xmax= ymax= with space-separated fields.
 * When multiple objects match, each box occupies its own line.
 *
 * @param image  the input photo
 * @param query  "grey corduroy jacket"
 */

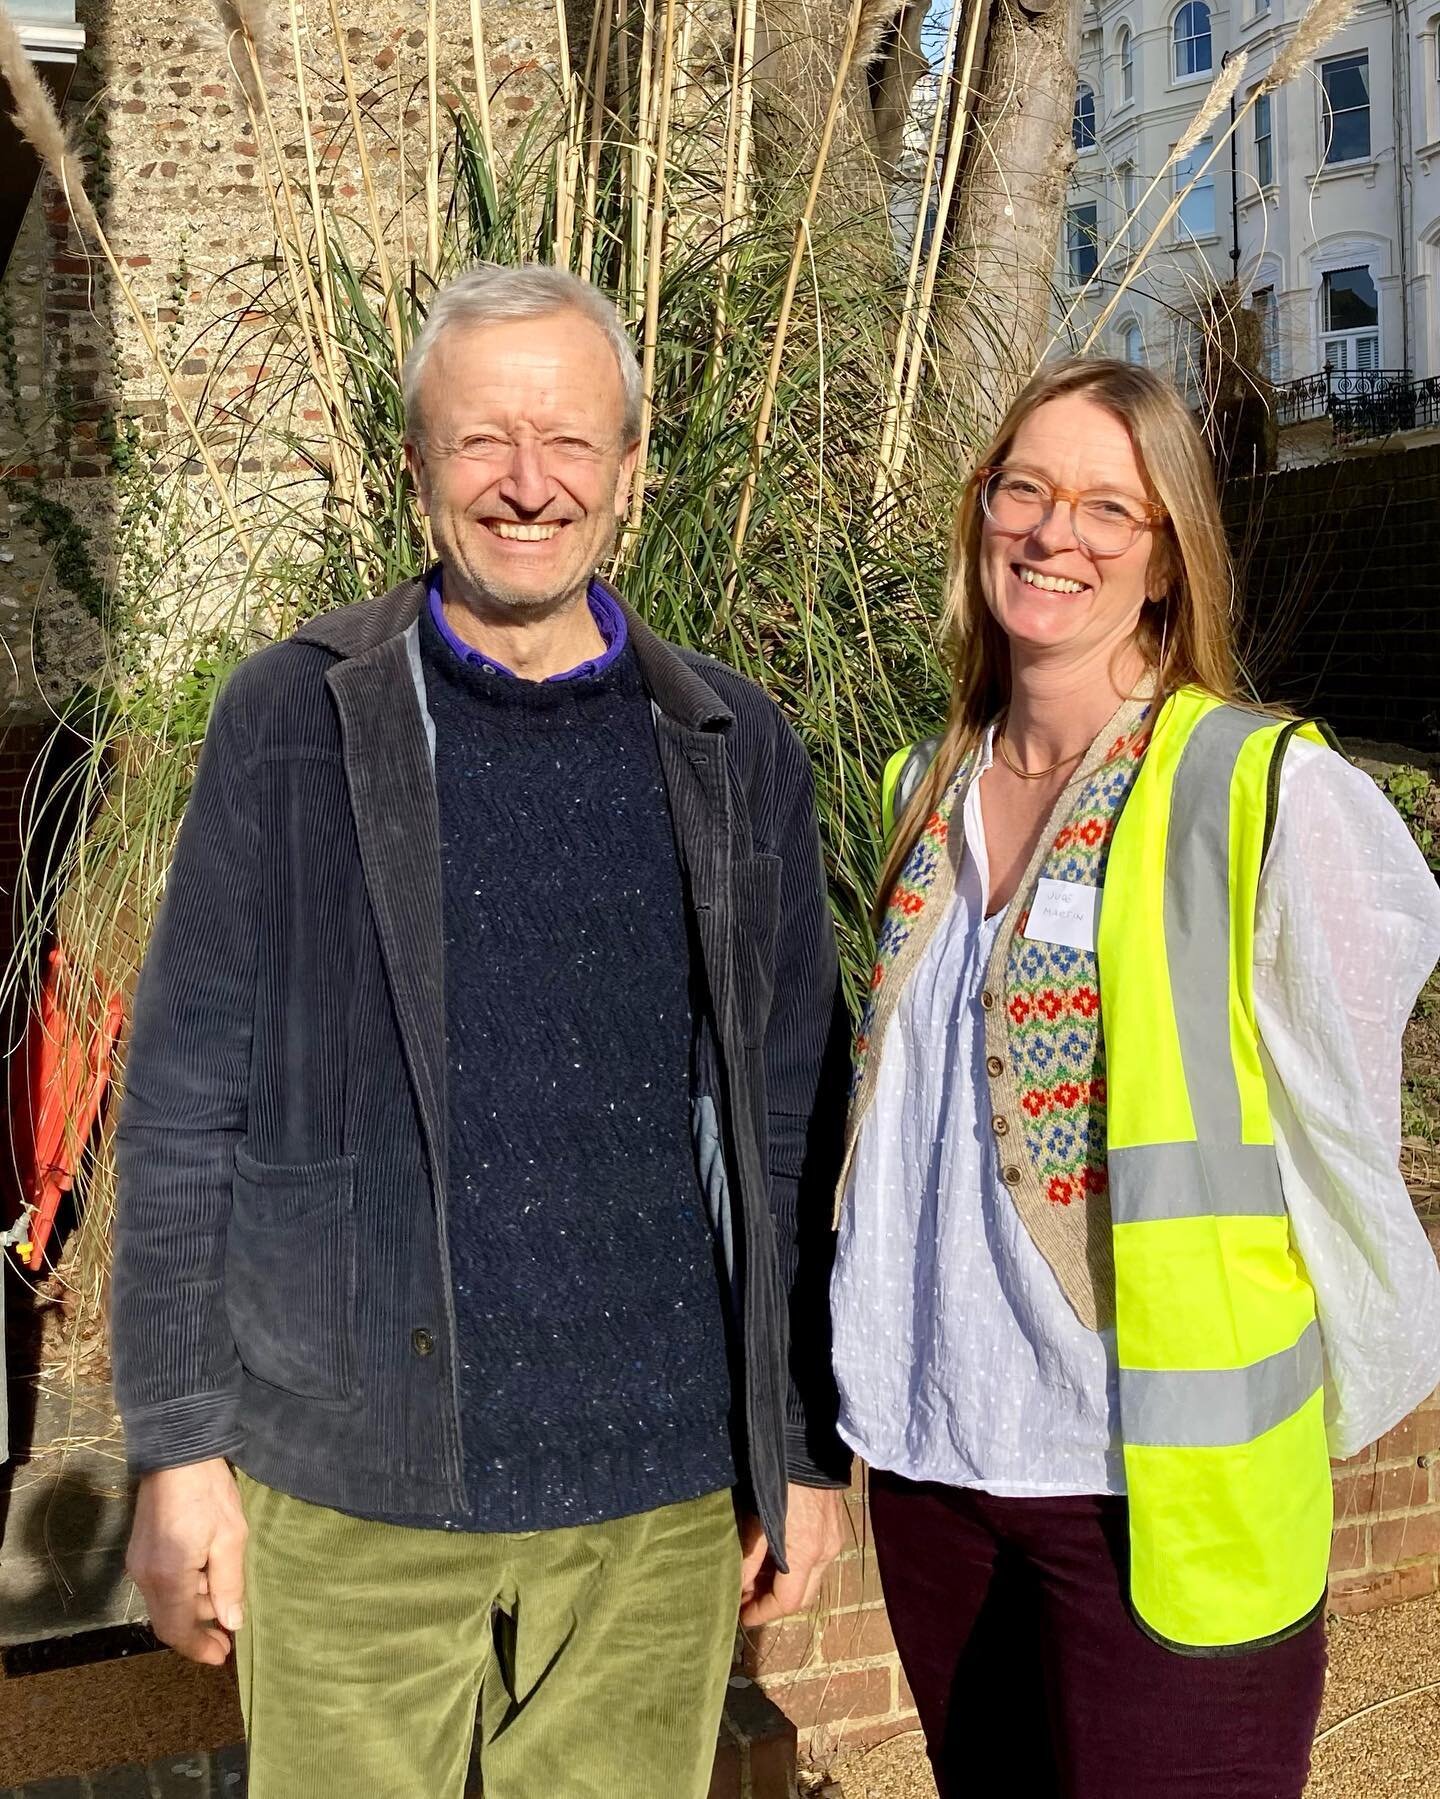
xmin=111 ymin=576 xmax=852 ymax=1561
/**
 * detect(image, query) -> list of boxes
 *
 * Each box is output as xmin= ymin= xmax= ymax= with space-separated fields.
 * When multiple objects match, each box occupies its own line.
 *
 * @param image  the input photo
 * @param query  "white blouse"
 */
xmin=831 ymin=733 xmax=1440 ymax=1495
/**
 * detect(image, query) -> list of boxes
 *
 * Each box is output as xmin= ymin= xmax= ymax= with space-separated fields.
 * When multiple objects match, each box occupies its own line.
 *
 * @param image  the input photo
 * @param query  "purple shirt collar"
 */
xmin=426 ymin=571 xmax=627 ymax=682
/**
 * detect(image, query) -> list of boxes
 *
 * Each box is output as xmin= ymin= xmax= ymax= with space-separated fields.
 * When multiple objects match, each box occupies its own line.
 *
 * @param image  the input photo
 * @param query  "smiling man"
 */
xmin=112 ymin=266 xmax=851 ymax=1798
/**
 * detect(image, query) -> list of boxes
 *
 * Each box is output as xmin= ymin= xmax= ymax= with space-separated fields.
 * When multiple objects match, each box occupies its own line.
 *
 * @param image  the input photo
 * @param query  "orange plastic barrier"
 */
xmin=5 ymin=945 xmax=124 ymax=1270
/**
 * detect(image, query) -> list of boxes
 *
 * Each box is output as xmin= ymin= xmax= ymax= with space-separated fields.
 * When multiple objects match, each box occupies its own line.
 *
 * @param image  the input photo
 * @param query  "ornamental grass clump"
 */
xmin=0 ymin=0 xmax=965 ymax=1316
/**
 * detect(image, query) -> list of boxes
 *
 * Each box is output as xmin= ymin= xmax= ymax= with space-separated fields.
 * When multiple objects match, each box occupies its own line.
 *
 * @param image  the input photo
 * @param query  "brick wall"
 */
xmin=0 ymin=0 xmax=561 ymax=723
xmin=1225 ymin=442 xmax=1440 ymax=754
xmin=753 ymin=1219 xmax=1440 ymax=1763
xmin=1327 ymin=1213 xmax=1440 ymax=1616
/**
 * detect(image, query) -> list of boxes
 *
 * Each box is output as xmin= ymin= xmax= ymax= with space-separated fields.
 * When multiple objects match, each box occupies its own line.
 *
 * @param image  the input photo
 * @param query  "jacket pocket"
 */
xmin=732 ymin=853 xmax=782 ymax=1045
xmin=225 ymin=1146 xmax=359 ymax=1404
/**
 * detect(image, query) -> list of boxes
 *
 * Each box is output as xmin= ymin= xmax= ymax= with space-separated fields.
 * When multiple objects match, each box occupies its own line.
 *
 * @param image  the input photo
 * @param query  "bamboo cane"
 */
xmin=880 ymin=0 xmax=987 ymax=498
xmin=425 ymin=0 xmax=442 ymax=273
xmin=553 ymin=0 xmax=578 ymax=262
xmin=707 ymin=0 xmax=753 ymax=367
xmin=324 ymin=0 xmax=405 ymax=366
xmin=628 ymin=0 xmax=681 ymax=532
xmin=631 ymin=0 xmax=657 ymax=315
xmin=580 ymin=0 xmax=615 ymax=277
xmin=398 ymin=80 xmax=413 ymax=270
xmin=219 ymin=8 xmax=359 ymax=510
xmin=468 ymin=0 xmax=498 ymax=174
xmin=724 ymin=0 xmax=870 ymax=602
xmin=871 ymin=0 xmax=967 ymax=506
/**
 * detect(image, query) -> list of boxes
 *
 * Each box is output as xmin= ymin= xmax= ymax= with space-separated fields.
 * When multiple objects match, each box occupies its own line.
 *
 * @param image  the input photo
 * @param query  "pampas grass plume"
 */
xmin=0 ymin=0 xmax=99 ymax=237
xmin=1263 ymin=0 xmax=1359 ymax=89
xmin=1173 ymin=49 xmax=1247 ymax=163
xmin=211 ymin=0 xmax=273 ymax=107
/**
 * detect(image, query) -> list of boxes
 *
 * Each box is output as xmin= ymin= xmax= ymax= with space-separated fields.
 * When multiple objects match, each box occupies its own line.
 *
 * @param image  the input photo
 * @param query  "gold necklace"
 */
xmin=995 ymin=729 xmax=1086 ymax=782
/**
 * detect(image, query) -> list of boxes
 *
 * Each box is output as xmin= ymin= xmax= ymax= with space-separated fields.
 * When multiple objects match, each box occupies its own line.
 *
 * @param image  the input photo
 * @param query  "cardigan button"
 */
xmin=992 ymin=1115 xmax=1010 ymax=1136
xmin=980 ymin=989 xmax=997 ymax=1011
xmin=986 ymin=1055 xmax=1003 ymax=1078
xmin=1002 ymin=1165 xmax=1023 ymax=1187
xmin=411 ymin=1327 xmax=436 ymax=1358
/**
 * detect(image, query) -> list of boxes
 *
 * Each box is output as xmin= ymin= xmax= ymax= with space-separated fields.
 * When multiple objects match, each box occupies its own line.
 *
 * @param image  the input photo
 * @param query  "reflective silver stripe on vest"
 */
xmin=1164 ymin=706 xmax=1274 ymax=1144
xmin=1109 ymin=1142 xmax=1286 ymax=1224
xmin=1119 ymin=1319 xmax=1324 ymax=1448
xmin=1116 ymin=706 xmax=1321 ymax=1449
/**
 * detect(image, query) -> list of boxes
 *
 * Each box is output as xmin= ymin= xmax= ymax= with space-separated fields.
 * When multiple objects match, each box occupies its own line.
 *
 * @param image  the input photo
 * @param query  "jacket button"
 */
xmin=986 ymin=1055 xmax=1003 ymax=1078
xmin=1002 ymin=1165 xmax=1023 ymax=1187
xmin=411 ymin=1327 xmax=435 ymax=1357
xmin=992 ymin=1115 xmax=1009 ymax=1136
xmin=980 ymin=989 xmax=996 ymax=1011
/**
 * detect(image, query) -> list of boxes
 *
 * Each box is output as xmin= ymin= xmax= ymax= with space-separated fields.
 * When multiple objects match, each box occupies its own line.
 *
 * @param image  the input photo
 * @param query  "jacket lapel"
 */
xmin=326 ymin=634 xmax=448 ymax=1193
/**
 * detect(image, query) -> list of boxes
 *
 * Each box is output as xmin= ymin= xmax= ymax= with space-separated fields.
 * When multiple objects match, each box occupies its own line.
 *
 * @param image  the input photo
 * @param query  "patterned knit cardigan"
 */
xmin=839 ymin=692 xmax=1154 ymax=1332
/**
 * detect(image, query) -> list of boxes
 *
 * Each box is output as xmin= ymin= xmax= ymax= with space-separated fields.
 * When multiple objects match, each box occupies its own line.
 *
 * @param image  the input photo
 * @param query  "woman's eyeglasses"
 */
xmin=977 ymin=466 xmax=1166 ymax=559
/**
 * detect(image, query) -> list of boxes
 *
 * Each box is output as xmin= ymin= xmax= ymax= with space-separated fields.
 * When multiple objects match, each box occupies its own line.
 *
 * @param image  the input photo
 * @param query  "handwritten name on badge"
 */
xmin=1025 ymin=878 xmax=1100 ymax=952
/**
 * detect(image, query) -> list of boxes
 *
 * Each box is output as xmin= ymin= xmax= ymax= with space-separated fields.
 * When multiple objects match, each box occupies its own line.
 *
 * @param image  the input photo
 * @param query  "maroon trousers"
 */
xmin=868 ymin=1471 xmax=1326 ymax=1799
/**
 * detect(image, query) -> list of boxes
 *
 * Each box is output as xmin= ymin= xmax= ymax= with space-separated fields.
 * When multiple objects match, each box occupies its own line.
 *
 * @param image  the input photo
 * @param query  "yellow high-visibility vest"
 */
xmin=1099 ymin=686 xmax=1332 ymax=1651
xmin=879 ymin=687 xmax=1335 ymax=1651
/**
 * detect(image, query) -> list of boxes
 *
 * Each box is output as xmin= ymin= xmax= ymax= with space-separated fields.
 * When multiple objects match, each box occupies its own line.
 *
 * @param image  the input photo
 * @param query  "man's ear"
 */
xmin=614 ymin=438 xmax=642 ymax=517
xmin=404 ymin=438 xmax=430 ymax=517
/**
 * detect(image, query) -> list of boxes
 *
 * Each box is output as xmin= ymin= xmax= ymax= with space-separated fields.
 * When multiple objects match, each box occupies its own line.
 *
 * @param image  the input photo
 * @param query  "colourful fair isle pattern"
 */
xmin=1007 ymin=715 xmax=1152 ymax=1206
xmin=851 ymin=759 xmax=972 ymax=1097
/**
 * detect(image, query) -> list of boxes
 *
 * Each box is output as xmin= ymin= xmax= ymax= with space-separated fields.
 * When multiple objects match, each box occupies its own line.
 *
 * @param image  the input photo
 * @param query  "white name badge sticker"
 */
xmin=1025 ymin=878 xmax=1100 ymax=952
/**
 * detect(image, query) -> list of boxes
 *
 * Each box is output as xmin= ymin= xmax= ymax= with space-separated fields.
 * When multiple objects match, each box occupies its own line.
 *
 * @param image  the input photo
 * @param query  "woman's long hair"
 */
xmin=875 ymin=357 xmax=1245 ymax=914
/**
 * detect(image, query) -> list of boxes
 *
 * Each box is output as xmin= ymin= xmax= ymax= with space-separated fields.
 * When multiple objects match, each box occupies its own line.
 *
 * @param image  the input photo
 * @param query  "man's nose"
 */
xmin=497 ymin=439 xmax=551 ymax=512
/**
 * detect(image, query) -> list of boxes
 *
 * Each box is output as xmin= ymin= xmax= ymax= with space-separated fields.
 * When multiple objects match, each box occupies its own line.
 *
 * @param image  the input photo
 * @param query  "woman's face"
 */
xmin=978 ymin=392 xmax=1161 ymax=664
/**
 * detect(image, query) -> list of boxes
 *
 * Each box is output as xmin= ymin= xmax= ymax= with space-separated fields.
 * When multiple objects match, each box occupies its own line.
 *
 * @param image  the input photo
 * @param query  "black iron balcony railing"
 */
xmin=1272 ymin=366 xmax=1440 ymax=442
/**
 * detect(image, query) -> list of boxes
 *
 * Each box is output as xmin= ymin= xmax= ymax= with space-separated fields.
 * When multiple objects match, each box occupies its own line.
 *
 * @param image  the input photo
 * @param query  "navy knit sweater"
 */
xmin=419 ymin=603 xmax=734 ymax=1530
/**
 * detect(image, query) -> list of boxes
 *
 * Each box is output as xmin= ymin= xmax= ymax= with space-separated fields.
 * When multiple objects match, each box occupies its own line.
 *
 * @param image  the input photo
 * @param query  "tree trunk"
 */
xmin=942 ymin=0 xmax=1080 ymax=431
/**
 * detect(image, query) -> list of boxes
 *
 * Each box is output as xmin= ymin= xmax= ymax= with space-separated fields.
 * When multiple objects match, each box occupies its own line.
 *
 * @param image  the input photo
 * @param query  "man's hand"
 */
xmin=126 ymin=1458 xmax=248 ymax=1665
xmin=740 ymin=1483 xmax=847 ymax=1626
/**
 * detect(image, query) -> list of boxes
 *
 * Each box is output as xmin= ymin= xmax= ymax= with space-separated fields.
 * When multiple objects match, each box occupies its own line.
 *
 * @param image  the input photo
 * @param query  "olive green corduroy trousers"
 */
xmin=235 ymin=1474 xmax=741 ymax=1799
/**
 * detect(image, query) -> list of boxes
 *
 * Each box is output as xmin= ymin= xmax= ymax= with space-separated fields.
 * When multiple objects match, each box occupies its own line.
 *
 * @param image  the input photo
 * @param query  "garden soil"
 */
xmin=820 ymin=1591 xmax=1440 ymax=1799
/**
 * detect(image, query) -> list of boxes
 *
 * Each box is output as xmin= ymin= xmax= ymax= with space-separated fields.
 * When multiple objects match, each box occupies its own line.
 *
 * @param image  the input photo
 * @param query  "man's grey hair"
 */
xmin=402 ymin=263 xmax=644 ymax=447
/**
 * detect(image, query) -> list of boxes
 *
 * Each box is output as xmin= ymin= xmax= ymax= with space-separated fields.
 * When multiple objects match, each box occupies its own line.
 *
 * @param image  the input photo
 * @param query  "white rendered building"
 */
xmin=1053 ymin=0 xmax=1440 ymax=415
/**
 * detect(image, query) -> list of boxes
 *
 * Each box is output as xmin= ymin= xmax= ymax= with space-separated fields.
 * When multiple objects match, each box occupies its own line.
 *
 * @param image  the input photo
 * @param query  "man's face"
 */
xmin=404 ymin=310 xmax=640 ymax=617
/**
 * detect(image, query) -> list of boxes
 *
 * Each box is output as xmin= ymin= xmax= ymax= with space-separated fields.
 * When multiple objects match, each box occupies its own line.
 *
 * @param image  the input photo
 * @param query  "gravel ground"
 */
xmin=818 ymin=1593 xmax=1440 ymax=1799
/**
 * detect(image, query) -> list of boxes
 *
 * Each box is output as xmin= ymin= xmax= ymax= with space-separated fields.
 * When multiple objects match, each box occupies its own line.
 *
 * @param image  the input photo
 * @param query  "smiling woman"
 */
xmin=832 ymin=357 xmax=1440 ymax=1799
